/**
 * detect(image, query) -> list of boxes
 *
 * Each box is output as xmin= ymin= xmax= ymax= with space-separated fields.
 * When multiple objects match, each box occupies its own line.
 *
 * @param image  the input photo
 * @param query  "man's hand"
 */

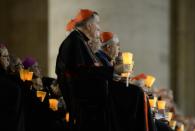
xmin=114 ymin=64 xmax=132 ymax=74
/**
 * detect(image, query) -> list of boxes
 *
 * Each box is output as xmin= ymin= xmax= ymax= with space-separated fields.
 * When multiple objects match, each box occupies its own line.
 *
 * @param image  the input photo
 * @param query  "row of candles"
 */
xmin=19 ymin=69 xmax=72 ymax=124
xmin=149 ymin=96 xmax=184 ymax=131
xmin=18 ymin=52 xmax=191 ymax=130
xmin=121 ymin=52 xmax=186 ymax=131
xmin=120 ymin=52 xmax=156 ymax=88
xmin=19 ymin=69 xmax=60 ymax=111
xmin=17 ymin=52 xmax=136 ymax=113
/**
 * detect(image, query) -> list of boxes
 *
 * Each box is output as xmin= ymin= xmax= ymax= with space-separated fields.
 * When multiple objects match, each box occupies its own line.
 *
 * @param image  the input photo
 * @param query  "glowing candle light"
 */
xmin=49 ymin=99 xmax=59 ymax=111
xmin=166 ymin=112 xmax=173 ymax=122
xmin=26 ymin=71 xmax=33 ymax=81
xmin=157 ymin=100 xmax=166 ymax=110
xmin=19 ymin=69 xmax=33 ymax=81
xmin=145 ymin=75 xmax=156 ymax=88
xmin=19 ymin=69 xmax=25 ymax=81
xmin=169 ymin=120 xmax=177 ymax=130
xmin=177 ymin=124 xmax=184 ymax=131
xmin=65 ymin=112 xmax=70 ymax=122
xmin=122 ymin=52 xmax=133 ymax=65
xmin=36 ymin=91 xmax=47 ymax=102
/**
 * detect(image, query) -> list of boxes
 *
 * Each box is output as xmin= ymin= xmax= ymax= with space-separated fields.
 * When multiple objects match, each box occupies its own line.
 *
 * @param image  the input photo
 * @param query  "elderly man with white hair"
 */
xmin=0 ymin=43 xmax=26 ymax=131
xmin=56 ymin=9 xmax=117 ymax=130
xmin=96 ymin=31 xmax=120 ymax=67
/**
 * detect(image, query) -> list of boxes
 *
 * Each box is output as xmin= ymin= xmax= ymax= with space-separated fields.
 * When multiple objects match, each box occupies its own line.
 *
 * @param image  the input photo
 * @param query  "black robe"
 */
xmin=42 ymin=76 xmax=67 ymax=131
xmin=0 ymin=68 xmax=25 ymax=131
xmin=23 ymin=77 xmax=66 ymax=131
xmin=109 ymin=80 xmax=157 ymax=131
xmin=55 ymin=30 xmax=113 ymax=130
xmin=96 ymin=50 xmax=156 ymax=131
xmin=155 ymin=120 xmax=174 ymax=131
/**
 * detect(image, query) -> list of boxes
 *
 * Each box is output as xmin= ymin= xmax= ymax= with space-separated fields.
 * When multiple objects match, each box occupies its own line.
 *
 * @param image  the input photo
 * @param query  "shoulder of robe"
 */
xmin=129 ymin=83 xmax=145 ymax=94
xmin=60 ymin=30 xmax=84 ymax=50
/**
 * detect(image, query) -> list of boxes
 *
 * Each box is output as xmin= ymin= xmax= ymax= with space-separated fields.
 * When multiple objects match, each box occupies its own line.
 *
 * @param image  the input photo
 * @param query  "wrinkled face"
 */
xmin=0 ymin=48 xmax=10 ymax=70
xmin=107 ymin=42 xmax=120 ymax=59
xmin=9 ymin=57 xmax=23 ymax=74
xmin=14 ymin=58 xmax=23 ymax=73
xmin=29 ymin=62 xmax=42 ymax=78
xmin=32 ymin=77 xmax=43 ymax=90
xmin=87 ymin=15 xmax=101 ymax=39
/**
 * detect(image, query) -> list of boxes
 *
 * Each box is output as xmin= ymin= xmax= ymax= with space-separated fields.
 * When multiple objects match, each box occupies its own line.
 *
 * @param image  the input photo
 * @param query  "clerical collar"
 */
xmin=75 ymin=29 xmax=89 ymax=42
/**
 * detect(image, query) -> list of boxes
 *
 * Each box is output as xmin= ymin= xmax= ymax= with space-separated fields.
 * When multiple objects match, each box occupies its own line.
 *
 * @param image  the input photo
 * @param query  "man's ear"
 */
xmin=107 ymin=45 xmax=112 ymax=49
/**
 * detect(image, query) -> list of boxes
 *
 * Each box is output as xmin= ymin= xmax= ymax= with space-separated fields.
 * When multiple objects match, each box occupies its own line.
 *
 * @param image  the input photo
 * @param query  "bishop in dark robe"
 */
xmin=96 ymin=32 xmax=157 ymax=131
xmin=55 ymin=9 xmax=114 ymax=131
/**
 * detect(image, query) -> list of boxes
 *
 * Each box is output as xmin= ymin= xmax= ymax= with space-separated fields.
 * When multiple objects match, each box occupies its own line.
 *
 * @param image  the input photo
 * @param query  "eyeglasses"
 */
xmin=15 ymin=63 xmax=24 ymax=68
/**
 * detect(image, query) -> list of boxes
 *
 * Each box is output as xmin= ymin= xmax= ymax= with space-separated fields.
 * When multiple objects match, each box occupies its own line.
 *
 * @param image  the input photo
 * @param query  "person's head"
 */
xmin=8 ymin=55 xmax=23 ymax=74
xmin=131 ymin=73 xmax=147 ymax=87
xmin=100 ymin=32 xmax=120 ymax=59
xmin=32 ymin=77 xmax=43 ymax=90
xmin=0 ymin=44 xmax=10 ymax=70
xmin=75 ymin=9 xmax=101 ymax=40
xmin=22 ymin=57 xmax=42 ymax=78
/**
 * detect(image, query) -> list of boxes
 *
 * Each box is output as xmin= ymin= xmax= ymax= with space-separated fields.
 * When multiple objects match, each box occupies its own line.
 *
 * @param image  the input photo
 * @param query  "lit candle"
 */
xmin=145 ymin=75 xmax=156 ymax=88
xmin=19 ymin=69 xmax=25 ymax=81
xmin=23 ymin=70 xmax=29 ymax=81
xmin=65 ymin=112 xmax=70 ymax=122
xmin=166 ymin=112 xmax=173 ymax=122
xmin=157 ymin=100 xmax=166 ymax=110
xmin=49 ymin=99 xmax=59 ymax=111
xmin=177 ymin=124 xmax=184 ymax=131
xmin=121 ymin=52 xmax=134 ymax=87
xmin=122 ymin=52 xmax=133 ymax=65
xmin=36 ymin=91 xmax=47 ymax=102
xmin=169 ymin=120 xmax=177 ymax=130
xmin=149 ymin=99 xmax=156 ymax=108
xmin=19 ymin=69 xmax=33 ymax=81
xmin=26 ymin=71 xmax=33 ymax=81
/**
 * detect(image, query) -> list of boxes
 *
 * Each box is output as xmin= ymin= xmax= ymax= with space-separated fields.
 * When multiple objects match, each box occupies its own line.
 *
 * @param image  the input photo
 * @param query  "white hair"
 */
xmin=101 ymin=34 xmax=119 ymax=47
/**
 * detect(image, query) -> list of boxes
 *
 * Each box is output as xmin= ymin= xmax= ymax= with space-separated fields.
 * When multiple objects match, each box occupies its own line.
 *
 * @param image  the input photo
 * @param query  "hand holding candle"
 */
xmin=121 ymin=52 xmax=134 ymax=87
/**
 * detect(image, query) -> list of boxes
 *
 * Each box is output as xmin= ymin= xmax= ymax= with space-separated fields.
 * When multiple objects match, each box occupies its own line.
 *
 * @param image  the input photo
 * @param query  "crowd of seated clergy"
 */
xmin=1 ymin=8 xmax=195 ymax=131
